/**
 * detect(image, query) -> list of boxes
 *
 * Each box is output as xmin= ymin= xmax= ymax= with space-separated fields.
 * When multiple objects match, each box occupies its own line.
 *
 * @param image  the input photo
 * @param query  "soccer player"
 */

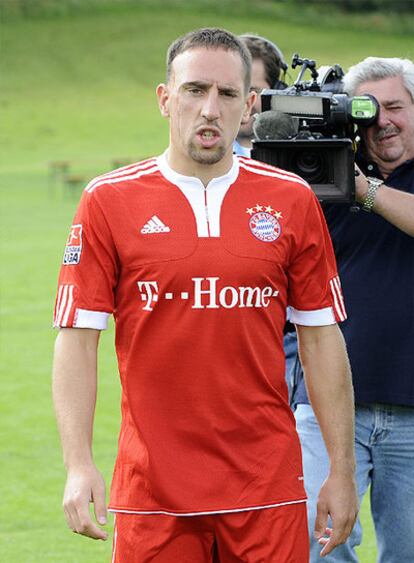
xmin=52 ymin=27 xmax=358 ymax=562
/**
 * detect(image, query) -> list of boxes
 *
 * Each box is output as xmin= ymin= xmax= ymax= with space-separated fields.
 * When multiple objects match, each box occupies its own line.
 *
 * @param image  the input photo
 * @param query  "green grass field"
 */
xmin=1 ymin=2 xmax=411 ymax=561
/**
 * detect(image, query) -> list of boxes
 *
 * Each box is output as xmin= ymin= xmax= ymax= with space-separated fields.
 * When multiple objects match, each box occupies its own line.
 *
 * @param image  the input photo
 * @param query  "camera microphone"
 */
xmin=253 ymin=110 xmax=299 ymax=141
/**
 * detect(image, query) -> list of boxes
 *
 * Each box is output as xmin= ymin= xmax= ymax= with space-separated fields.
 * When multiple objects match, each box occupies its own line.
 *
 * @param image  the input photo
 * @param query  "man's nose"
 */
xmin=377 ymin=106 xmax=392 ymax=128
xmin=201 ymin=90 xmax=220 ymax=121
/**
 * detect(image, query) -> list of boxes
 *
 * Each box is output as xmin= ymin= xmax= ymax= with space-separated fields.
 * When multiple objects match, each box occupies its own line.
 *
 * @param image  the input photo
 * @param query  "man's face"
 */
xmin=157 ymin=47 xmax=255 ymax=174
xmin=237 ymin=58 xmax=271 ymax=140
xmin=356 ymin=75 xmax=414 ymax=171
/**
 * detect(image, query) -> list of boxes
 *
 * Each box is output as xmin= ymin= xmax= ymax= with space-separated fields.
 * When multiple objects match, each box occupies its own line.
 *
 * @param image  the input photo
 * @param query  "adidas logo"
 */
xmin=141 ymin=215 xmax=171 ymax=234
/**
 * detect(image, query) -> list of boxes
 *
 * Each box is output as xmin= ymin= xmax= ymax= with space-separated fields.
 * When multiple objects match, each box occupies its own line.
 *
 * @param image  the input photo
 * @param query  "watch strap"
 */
xmin=362 ymin=177 xmax=383 ymax=212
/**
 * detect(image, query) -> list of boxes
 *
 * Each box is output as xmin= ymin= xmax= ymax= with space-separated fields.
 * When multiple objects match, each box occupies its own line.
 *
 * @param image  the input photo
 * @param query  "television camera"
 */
xmin=251 ymin=54 xmax=379 ymax=203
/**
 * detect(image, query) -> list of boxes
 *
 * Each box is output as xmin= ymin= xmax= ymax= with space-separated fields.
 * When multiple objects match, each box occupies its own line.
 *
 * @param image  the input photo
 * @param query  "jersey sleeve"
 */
xmin=53 ymin=187 xmax=118 ymax=330
xmin=287 ymin=191 xmax=346 ymax=326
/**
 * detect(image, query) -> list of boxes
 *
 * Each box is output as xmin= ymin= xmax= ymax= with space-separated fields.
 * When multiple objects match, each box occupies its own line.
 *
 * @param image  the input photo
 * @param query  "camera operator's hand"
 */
xmin=354 ymin=165 xmax=370 ymax=204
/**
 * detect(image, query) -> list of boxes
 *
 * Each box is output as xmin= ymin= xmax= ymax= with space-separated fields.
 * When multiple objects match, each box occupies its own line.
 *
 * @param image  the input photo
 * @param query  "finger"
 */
xmin=316 ymin=528 xmax=331 ymax=555
xmin=63 ymin=492 xmax=84 ymax=534
xmin=319 ymin=525 xmax=346 ymax=557
xmin=63 ymin=503 xmax=76 ymax=533
xmin=65 ymin=490 xmax=108 ymax=540
xmin=75 ymin=502 xmax=108 ymax=540
xmin=320 ymin=537 xmax=337 ymax=557
xmin=314 ymin=503 xmax=329 ymax=540
xmin=317 ymin=527 xmax=332 ymax=541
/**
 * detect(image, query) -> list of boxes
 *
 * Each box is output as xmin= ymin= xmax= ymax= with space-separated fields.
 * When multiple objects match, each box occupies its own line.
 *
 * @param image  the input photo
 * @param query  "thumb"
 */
xmin=92 ymin=478 xmax=107 ymax=525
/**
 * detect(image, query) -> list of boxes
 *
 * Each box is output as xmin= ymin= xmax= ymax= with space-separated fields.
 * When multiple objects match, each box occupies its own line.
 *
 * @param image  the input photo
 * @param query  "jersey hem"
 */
xmin=108 ymin=498 xmax=307 ymax=517
xmin=74 ymin=308 xmax=110 ymax=330
xmin=290 ymin=306 xmax=336 ymax=326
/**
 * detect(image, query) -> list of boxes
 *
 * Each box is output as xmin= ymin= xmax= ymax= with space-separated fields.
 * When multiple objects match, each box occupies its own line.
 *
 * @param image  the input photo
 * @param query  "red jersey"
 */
xmin=54 ymin=154 xmax=345 ymax=516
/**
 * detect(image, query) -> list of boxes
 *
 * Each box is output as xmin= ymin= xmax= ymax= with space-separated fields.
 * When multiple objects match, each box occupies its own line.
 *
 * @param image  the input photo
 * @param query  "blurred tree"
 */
xmin=292 ymin=0 xmax=413 ymax=12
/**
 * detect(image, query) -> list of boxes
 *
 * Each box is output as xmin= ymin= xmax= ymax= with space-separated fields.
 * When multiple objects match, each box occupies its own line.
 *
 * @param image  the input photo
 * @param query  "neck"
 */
xmin=166 ymin=147 xmax=234 ymax=187
xmin=236 ymin=136 xmax=253 ymax=149
xmin=376 ymin=155 xmax=412 ymax=179
xmin=377 ymin=162 xmax=394 ymax=180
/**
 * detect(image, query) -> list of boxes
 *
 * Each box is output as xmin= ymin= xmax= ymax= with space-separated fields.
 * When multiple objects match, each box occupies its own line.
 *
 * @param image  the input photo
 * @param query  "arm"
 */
xmin=296 ymin=323 xmax=358 ymax=557
xmin=52 ymin=327 xmax=108 ymax=541
xmin=355 ymin=168 xmax=414 ymax=237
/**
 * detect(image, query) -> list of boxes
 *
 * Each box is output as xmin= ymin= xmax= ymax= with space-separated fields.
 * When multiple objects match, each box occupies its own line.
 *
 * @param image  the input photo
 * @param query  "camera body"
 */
xmin=251 ymin=56 xmax=378 ymax=203
xmin=252 ymin=137 xmax=355 ymax=203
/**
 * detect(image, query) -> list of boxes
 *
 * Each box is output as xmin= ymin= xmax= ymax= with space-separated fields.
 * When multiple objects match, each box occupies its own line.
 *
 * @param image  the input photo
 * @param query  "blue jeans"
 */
xmin=295 ymin=403 xmax=414 ymax=563
xmin=283 ymin=331 xmax=302 ymax=405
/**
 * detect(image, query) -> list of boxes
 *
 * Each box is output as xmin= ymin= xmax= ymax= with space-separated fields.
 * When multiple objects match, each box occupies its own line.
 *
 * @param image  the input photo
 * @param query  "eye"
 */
xmin=186 ymin=87 xmax=203 ymax=95
xmin=221 ymin=90 xmax=238 ymax=98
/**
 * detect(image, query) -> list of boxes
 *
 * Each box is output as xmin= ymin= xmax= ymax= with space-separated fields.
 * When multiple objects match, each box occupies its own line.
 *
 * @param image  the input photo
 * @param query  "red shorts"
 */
xmin=111 ymin=502 xmax=309 ymax=562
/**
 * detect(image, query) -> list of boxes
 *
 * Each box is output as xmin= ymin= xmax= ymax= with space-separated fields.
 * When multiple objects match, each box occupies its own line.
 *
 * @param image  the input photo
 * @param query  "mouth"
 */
xmin=375 ymin=128 xmax=399 ymax=143
xmin=196 ymin=127 xmax=221 ymax=148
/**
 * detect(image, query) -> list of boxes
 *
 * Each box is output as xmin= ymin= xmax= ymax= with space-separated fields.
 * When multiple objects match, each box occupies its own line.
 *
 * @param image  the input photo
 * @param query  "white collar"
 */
xmin=157 ymin=151 xmax=240 ymax=191
xmin=156 ymin=151 xmax=240 ymax=237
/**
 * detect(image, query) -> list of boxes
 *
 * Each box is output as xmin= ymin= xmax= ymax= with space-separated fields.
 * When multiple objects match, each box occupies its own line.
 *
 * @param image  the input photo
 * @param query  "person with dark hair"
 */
xmin=52 ymin=27 xmax=357 ymax=562
xmin=291 ymin=56 xmax=414 ymax=563
xmin=234 ymin=33 xmax=288 ymax=156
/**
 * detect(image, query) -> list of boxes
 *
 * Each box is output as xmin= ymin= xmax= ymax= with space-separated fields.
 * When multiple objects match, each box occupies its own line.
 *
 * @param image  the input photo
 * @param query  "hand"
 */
xmin=314 ymin=471 xmax=359 ymax=557
xmin=354 ymin=164 xmax=369 ymax=204
xmin=63 ymin=464 xmax=108 ymax=540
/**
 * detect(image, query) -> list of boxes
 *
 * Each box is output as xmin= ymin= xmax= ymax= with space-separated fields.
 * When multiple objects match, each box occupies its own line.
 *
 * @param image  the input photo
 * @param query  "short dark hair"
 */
xmin=166 ymin=27 xmax=252 ymax=93
xmin=239 ymin=34 xmax=287 ymax=89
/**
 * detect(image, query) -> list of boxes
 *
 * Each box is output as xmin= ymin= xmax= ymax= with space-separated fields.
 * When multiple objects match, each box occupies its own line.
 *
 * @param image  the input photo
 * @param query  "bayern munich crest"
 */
xmin=246 ymin=204 xmax=283 ymax=243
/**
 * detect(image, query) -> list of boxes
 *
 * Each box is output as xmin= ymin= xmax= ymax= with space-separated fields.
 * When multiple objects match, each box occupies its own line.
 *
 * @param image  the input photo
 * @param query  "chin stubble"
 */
xmin=188 ymin=142 xmax=226 ymax=165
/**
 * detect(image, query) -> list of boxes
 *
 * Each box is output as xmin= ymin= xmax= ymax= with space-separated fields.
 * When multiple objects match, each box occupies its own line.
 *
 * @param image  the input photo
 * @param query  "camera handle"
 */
xmin=292 ymin=54 xmax=320 ymax=91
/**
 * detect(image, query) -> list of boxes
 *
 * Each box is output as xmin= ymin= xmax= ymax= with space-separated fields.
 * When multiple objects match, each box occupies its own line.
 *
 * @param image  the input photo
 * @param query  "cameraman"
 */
xmin=234 ymin=33 xmax=287 ymax=156
xmin=293 ymin=57 xmax=414 ymax=562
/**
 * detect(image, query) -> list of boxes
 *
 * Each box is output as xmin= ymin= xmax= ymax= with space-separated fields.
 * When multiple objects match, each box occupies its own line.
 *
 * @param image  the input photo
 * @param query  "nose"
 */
xmin=201 ymin=88 xmax=220 ymax=121
xmin=377 ymin=106 xmax=392 ymax=128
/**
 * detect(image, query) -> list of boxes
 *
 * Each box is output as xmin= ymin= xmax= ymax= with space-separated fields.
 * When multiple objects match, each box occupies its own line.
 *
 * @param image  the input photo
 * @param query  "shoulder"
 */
xmin=84 ymin=157 xmax=160 ymax=195
xmin=237 ymin=156 xmax=311 ymax=193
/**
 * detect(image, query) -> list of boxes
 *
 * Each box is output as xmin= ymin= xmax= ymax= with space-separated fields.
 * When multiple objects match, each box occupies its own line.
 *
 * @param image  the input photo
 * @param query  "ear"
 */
xmin=240 ymin=90 xmax=257 ymax=125
xmin=156 ymin=83 xmax=170 ymax=118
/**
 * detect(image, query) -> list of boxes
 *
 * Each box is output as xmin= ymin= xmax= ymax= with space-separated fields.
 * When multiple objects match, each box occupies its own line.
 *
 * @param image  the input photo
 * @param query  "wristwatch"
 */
xmin=362 ymin=177 xmax=383 ymax=212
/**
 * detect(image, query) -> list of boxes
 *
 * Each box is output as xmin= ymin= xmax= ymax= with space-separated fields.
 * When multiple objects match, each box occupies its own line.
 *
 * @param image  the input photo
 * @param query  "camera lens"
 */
xmin=292 ymin=150 xmax=327 ymax=183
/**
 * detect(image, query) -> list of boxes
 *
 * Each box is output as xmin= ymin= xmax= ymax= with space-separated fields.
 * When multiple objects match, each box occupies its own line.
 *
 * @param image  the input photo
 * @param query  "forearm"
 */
xmin=297 ymin=324 xmax=355 ymax=471
xmin=297 ymin=324 xmax=358 ymax=554
xmin=356 ymin=173 xmax=414 ymax=237
xmin=52 ymin=328 xmax=100 ymax=469
xmin=373 ymin=185 xmax=414 ymax=237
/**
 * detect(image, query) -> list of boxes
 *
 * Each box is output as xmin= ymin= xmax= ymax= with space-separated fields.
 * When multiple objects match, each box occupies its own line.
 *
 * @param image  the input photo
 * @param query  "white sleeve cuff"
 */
xmin=74 ymin=309 xmax=110 ymax=330
xmin=289 ymin=306 xmax=336 ymax=326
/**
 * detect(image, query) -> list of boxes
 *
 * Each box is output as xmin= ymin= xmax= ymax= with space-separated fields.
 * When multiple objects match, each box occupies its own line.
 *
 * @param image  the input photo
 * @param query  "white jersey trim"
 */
xmin=238 ymin=155 xmax=305 ymax=180
xmin=108 ymin=498 xmax=306 ymax=517
xmin=74 ymin=309 xmax=110 ymax=330
xmin=330 ymin=275 xmax=347 ymax=322
xmin=157 ymin=152 xmax=239 ymax=237
xmin=54 ymin=284 xmax=74 ymax=327
xmin=238 ymin=159 xmax=310 ymax=189
xmin=85 ymin=158 xmax=156 ymax=191
xmin=92 ymin=158 xmax=156 ymax=182
xmin=289 ymin=306 xmax=336 ymax=326
xmin=86 ymin=161 xmax=159 ymax=193
xmin=111 ymin=514 xmax=118 ymax=563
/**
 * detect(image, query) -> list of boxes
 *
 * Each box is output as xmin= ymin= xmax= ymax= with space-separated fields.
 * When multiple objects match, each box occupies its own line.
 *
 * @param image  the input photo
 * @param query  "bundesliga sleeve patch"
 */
xmin=63 ymin=224 xmax=83 ymax=265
